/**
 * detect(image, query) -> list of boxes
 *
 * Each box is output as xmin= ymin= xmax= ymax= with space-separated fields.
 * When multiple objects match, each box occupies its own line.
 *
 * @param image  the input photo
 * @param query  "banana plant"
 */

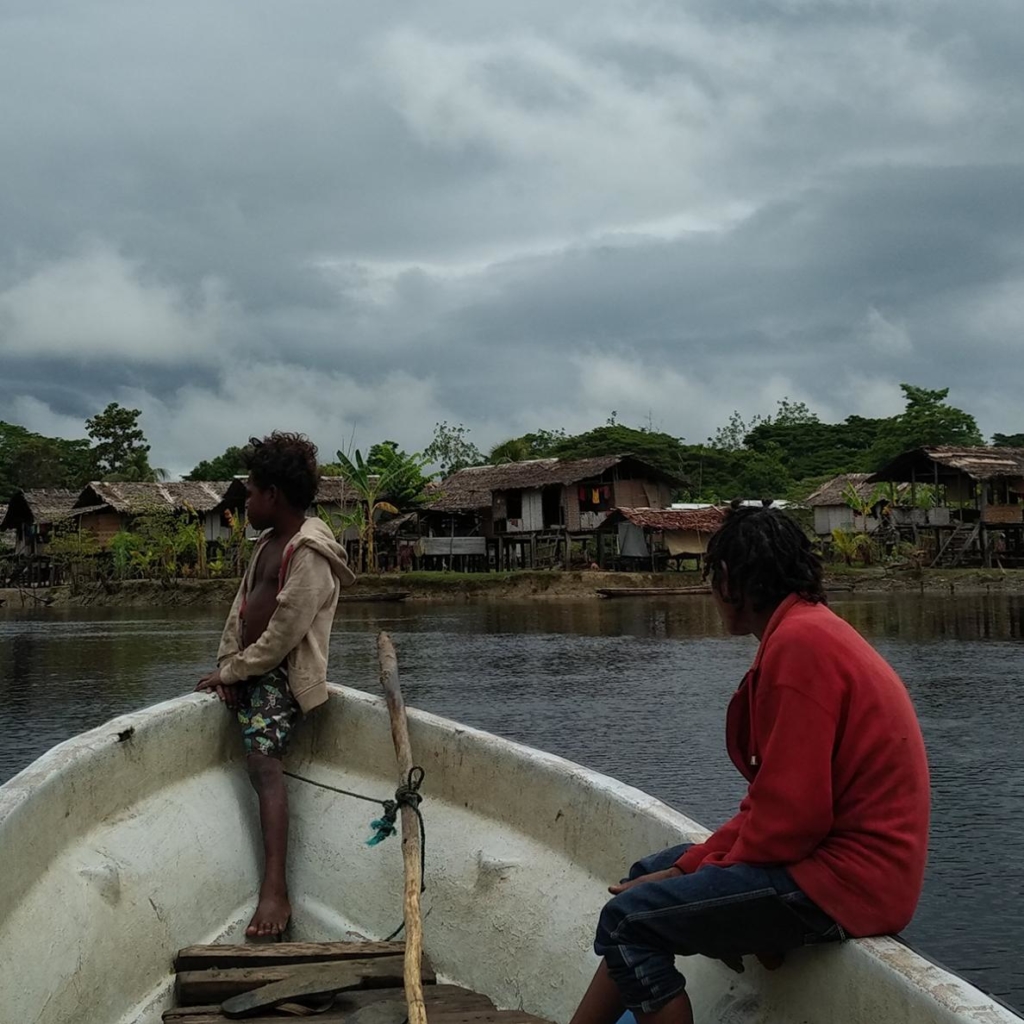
xmin=333 ymin=450 xmax=406 ymax=573
xmin=318 ymin=502 xmax=367 ymax=573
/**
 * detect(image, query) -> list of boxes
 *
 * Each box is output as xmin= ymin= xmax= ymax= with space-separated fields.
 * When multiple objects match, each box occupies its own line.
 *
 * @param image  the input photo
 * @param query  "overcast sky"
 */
xmin=1 ymin=1 xmax=1022 ymax=476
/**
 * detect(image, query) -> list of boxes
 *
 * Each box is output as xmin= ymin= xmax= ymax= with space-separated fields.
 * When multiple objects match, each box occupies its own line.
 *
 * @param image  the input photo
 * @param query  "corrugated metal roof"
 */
xmin=428 ymin=455 xmax=682 ymax=513
xmin=602 ymin=506 xmax=727 ymax=532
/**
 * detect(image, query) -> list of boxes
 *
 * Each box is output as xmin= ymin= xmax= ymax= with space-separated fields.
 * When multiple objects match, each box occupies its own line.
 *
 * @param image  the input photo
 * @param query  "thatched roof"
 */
xmin=215 ymin=476 xmax=357 ymax=512
xmin=805 ymin=473 xmax=875 ymax=507
xmin=601 ymin=506 xmax=727 ymax=532
xmin=870 ymin=446 xmax=1024 ymax=483
xmin=428 ymin=455 xmax=685 ymax=513
xmin=74 ymin=481 xmax=234 ymax=514
xmin=376 ymin=511 xmax=420 ymax=537
xmin=314 ymin=477 xmax=353 ymax=504
xmin=0 ymin=489 xmax=80 ymax=529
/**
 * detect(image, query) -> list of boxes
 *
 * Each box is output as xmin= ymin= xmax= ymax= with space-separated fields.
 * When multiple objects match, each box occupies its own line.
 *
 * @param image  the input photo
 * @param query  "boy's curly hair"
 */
xmin=704 ymin=504 xmax=825 ymax=611
xmin=244 ymin=432 xmax=320 ymax=511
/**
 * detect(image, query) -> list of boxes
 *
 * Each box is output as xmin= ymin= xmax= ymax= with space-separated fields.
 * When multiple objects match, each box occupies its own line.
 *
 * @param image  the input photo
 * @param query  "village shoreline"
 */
xmin=4 ymin=566 xmax=1024 ymax=610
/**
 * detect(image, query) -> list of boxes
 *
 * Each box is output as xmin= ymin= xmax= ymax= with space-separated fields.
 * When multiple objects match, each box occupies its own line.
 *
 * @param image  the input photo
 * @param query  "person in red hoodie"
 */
xmin=568 ymin=504 xmax=930 ymax=1024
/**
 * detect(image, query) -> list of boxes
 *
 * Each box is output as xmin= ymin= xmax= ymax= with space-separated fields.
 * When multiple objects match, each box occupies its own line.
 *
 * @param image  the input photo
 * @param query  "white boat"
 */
xmin=0 ymin=682 xmax=1019 ymax=1024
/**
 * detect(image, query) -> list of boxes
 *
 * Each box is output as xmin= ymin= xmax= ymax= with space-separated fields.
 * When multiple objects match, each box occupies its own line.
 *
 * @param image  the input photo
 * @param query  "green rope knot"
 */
xmin=367 ymin=800 xmax=398 ymax=845
xmin=365 ymin=766 xmax=425 ymax=846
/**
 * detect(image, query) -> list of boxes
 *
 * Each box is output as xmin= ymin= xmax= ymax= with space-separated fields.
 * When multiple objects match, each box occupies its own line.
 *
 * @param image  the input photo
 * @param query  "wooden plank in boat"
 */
xmin=427 ymin=1013 xmax=551 ymax=1024
xmin=169 ymin=1009 xmax=547 ymax=1024
xmin=174 ymin=940 xmax=406 ymax=972
xmin=175 ymin=954 xmax=435 ymax=1005
xmin=163 ymin=984 xmax=494 ymax=1021
xmin=219 ymin=961 xmax=368 ymax=1018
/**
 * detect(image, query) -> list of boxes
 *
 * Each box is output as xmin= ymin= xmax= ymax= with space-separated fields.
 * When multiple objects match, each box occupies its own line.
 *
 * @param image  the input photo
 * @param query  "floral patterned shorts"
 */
xmin=236 ymin=667 xmax=301 ymax=758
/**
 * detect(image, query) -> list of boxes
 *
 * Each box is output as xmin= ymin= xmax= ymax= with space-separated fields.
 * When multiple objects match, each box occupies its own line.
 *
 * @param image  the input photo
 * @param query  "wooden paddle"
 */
xmin=378 ymin=631 xmax=428 ymax=1024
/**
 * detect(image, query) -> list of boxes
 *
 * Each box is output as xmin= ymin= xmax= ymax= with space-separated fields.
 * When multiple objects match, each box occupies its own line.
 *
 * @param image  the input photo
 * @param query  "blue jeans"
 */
xmin=594 ymin=844 xmax=845 ymax=1013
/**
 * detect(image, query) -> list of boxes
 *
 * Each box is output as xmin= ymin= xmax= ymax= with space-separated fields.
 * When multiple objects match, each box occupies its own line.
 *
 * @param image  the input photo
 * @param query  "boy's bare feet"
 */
xmin=247 ymin=889 xmax=291 ymax=938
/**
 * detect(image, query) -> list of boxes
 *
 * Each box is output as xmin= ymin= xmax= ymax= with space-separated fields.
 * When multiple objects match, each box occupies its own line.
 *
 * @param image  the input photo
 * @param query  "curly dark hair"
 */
xmin=244 ymin=432 xmax=320 ymax=511
xmin=704 ymin=504 xmax=825 ymax=611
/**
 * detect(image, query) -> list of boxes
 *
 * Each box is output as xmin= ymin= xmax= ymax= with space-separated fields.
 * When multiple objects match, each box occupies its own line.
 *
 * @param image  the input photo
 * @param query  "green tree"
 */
xmin=0 ymin=422 xmax=96 ymax=498
xmin=773 ymin=397 xmax=819 ymax=426
xmin=550 ymin=424 xmax=688 ymax=479
xmin=489 ymin=437 xmax=532 ymax=464
xmin=489 ymin=429 xmax=567 ymax=464
xmin=423 ymin=421 xmax=483 ymax=474
xmin=992 ymin=432 xmax=1024 ymax=448
xmin=745 ymin=414 xmax=890 ymax=481
xmin=86 ymin=403 xmax=156 ymax=480
xmin=365 ymin=441 xmax=432 ymax=509
xmin=867 ymin=385 xmax=983 ymax=469
xmin=731 ymin=447 xmax=792 ymax=499
xmin=709 ymin=410 xmax=762 ymax=451
xmin=185 ymin=445 xmax=249 ymax=481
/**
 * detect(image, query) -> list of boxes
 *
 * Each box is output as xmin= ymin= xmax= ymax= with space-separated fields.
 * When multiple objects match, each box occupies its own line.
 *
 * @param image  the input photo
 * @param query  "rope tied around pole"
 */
xmin=368 ymin=767 xmax=426 ymax=860
xmin=283 ymin=766 xmax=425 ymax=865
xmin=282 ymin=764 xmax=427 ymax=940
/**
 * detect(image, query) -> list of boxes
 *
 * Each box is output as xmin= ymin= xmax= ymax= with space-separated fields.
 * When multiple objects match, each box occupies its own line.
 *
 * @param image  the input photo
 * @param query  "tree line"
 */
xmin=0 ymin=403 xmax=160 ymax=500
xmin=3 ymin=384 xmax=1018 ymax=508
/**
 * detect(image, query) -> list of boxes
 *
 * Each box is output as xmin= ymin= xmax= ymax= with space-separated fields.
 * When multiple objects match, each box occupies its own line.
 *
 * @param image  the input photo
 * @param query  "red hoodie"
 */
xmin=675 ymin=594 xmax=930 ymax=936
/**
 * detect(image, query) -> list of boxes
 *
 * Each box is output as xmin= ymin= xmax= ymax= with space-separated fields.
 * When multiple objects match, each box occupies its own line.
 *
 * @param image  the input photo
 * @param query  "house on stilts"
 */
xmin=868 ymin=446 xmax=1024 ymax=567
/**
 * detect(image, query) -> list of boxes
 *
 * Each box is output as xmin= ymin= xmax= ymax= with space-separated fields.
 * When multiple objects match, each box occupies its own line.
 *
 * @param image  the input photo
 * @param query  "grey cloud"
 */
xmin=2 ymin=0 xmax=1023 ymax=470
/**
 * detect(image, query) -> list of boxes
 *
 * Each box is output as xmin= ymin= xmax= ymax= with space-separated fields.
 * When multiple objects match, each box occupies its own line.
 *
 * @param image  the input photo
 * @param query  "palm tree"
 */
xmin=489 ymin=437 xmax=531 ymax=464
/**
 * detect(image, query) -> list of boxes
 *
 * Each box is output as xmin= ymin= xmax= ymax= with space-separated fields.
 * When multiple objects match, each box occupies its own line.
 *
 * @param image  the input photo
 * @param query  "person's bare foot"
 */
xmin=246 ymin=890 xmax=291 ymax=938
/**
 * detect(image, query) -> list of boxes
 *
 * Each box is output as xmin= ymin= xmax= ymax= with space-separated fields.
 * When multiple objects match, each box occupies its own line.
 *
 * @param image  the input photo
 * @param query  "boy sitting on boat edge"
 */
xmin=195 ymin=432 xmax=355 ymax=938
xmin=569 ymin=504 xmax=930 ymax=1024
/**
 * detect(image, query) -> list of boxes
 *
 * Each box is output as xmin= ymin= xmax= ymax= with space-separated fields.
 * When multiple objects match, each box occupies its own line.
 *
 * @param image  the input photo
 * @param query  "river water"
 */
xmin=1 ymin=593 xmax=1022 ymax=1011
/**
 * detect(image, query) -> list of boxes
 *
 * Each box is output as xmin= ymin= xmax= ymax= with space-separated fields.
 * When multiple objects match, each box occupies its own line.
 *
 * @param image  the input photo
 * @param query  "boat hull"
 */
xmin=0 ymin=686 xmax=1018 ymax=1024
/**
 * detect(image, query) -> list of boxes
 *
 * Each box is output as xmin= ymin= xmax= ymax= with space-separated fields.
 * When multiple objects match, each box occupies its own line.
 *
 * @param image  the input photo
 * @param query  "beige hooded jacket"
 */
xmin=217 ymin=517 xmax=355 ymax=712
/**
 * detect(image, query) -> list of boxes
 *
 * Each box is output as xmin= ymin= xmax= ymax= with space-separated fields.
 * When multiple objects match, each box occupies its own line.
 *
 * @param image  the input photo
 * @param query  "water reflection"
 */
xmin=1 ymin=593 xmax=1022 ymax=1009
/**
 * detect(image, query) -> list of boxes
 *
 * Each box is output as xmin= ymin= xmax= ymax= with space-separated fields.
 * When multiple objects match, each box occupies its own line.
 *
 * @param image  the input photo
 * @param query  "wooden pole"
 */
xmin=377 ymin=632 xmax=427 ymax=1024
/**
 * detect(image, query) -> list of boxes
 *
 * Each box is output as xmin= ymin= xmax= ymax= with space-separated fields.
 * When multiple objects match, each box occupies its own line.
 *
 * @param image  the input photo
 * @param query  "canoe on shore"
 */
xmin=338 ymin=591 xmax=411 ymax=603
xmin=0 ymin=684 xmax=1019 ymax=1024
xmin=596 ymin=586 xmax=712 ymax=598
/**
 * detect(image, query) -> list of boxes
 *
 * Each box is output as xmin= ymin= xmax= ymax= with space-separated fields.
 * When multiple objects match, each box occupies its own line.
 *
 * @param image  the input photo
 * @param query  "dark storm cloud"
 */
xmin=1 ymin=0 xmax=1022 ymax=473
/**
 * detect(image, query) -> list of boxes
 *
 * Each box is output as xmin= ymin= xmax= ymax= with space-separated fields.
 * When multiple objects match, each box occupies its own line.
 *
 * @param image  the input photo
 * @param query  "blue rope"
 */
xmin=283 ymin=765 xmax=427 ymax=940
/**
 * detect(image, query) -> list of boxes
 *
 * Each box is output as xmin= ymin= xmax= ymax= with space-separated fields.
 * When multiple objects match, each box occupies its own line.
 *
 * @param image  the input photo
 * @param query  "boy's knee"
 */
xmin=246 ymin=753 xmax=283 ymax=789
xmin=595 ymin=893 xmax=630 ymax=950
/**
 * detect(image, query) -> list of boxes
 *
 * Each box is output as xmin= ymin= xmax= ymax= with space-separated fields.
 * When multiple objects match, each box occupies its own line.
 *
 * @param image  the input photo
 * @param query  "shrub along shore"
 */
xmin=3 ymin=566 xmax=1024 ymax=610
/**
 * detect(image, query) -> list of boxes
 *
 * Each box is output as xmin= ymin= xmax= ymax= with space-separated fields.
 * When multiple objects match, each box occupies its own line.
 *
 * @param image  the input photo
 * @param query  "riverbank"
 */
xmin=4 ymin=565 xmax=1024 ymax=610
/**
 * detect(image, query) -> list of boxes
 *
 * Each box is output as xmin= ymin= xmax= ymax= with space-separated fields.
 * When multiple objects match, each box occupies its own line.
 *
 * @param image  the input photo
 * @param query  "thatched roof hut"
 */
xmin=805 ymin=473 xmax=877 ymax=507
xmin=73 ymin=481 xmax=234 ymax=514
xmin=428 ymin=455 xmax=685 ymax=513
xmin=869 ymin=446 xmax=1024 ymax=484
xmin=0 ymin=489 xmax=80 ymax=531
